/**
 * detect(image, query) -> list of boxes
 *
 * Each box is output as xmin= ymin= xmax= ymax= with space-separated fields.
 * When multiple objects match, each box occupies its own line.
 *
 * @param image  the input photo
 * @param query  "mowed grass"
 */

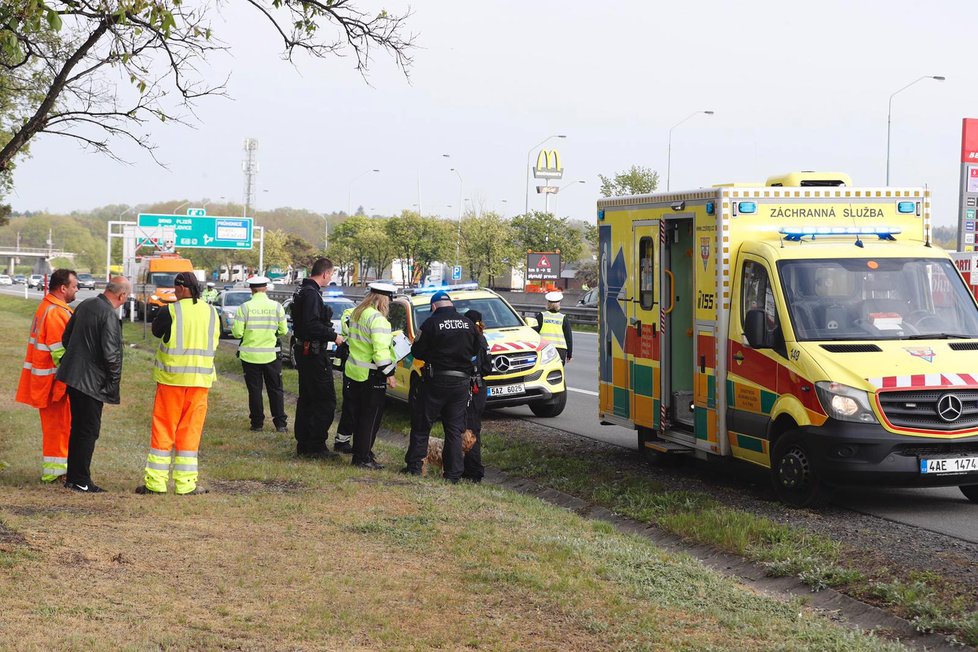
xmin=0 ymin=295 xmax=906 ymax=650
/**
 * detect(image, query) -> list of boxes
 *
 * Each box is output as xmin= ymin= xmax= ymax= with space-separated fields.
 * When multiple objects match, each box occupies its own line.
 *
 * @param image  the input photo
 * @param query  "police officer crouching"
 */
xmin=232 ymin=276 xmax=288 ymax=432
xmin=403 ymin=291 xmax=480 ymax=481
xmin=345 ymin=282 xmax=398 ymax=469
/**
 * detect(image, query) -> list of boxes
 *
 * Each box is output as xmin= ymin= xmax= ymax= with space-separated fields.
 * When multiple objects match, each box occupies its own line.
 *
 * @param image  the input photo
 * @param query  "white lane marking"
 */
xmin=567 ymin=386 xmax=599 ymax=396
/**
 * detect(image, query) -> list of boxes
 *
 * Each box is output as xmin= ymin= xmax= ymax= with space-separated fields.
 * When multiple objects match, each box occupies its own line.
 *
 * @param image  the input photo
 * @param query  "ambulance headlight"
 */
xmin=815 ymin=382 xmax=877 ymax=423
xmin=540 ymin=344 xmax=558 ymax=364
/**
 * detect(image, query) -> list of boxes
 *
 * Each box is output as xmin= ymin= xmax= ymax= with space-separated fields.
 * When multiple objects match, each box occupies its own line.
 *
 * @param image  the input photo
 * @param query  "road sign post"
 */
xmin=452 ymin=265 xmax=462 ymax=281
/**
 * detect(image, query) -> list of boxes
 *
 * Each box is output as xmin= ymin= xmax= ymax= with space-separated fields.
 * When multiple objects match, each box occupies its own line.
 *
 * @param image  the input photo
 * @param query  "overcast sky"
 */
xmin=10 ymin=0 xmax=978 ymax=227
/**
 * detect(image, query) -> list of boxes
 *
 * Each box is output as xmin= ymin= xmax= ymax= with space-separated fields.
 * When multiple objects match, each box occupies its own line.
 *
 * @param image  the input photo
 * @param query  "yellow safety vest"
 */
xmin=232 ymin=293 xmax=287 ymax=364
xmin=539 ymin=311 xmax=567 ymax=350
xmin=344 ymin=306 xmax=394 ymax=382
xmin=154 ymin=299 xmax=219 ymax=387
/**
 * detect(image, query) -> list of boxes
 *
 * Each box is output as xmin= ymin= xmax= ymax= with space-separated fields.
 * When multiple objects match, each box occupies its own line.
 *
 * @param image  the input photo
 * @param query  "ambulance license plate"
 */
xmin=488 ymin=383 xmax=525 ymax=397
xmin=920 ymin=457 xmax=978 ymax=475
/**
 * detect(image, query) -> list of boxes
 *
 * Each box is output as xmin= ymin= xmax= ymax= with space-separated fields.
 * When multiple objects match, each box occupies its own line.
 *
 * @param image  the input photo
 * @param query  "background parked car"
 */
xmin=214 ymin=290 xmax=253 ymax=337
xmin=13 ymin=275 xmax=25 ymax=284
xmin=76 ymin=273 xmax=97 ymax=290
xmin=278 ymin=292 xmax=355 ymax=367
xmin=28 ymin=274 xmax=43 ymax=289
xmin=578 ymin=287 xmax=598 ymax=308
xmin=0 ymin=274 xmax=12 ymax=286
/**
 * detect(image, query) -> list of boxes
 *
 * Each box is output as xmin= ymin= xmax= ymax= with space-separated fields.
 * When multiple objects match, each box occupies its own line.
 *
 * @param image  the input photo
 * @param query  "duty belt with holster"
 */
xmin=298 ymin=340 xmax=324 ymax=356
xmin=421 ymin=364 xmax=470 ymax=380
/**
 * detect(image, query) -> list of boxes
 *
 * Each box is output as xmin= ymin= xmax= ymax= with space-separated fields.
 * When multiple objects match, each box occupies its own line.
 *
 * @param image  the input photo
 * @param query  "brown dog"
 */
xmin=422 ymin=429 xmax=477 ymax=476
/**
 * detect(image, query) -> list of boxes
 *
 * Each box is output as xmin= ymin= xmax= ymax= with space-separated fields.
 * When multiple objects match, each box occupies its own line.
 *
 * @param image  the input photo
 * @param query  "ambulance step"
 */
xmin=643 ymin=440 xmax=694 ymax=455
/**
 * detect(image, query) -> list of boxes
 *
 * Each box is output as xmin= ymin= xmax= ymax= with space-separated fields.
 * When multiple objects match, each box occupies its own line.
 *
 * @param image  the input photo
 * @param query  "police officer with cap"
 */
xmin=232 ymin=276 xmax=288 ymax=432
xmin=403 ymin=290 xmax=480 ymax=481
xmin=344 ymin=281 xmax=398 ymax=469
xmin=202 ymin=282 xmax=219 ymax=304
xmin=291 ymin=258 xmax=344 ymax=459
xmin=534 ymin=291 xmax=573 ymax=364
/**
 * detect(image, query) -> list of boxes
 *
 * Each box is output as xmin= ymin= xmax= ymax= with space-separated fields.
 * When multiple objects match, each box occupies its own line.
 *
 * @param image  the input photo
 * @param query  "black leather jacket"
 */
xmin=56 ymin=294 xmax=123 ymax=404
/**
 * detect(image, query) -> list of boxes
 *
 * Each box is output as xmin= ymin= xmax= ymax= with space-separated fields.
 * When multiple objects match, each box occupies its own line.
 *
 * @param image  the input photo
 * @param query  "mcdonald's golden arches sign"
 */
xmin=533 ymin=149 xmax=564 ymax=180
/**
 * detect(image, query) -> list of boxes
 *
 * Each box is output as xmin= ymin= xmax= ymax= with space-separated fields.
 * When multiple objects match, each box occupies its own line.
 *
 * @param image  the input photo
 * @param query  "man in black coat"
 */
xmin=56 ymin=276 xmax=130 ymax=493
xmin=291 ymin=258 xmax=345 ymax=459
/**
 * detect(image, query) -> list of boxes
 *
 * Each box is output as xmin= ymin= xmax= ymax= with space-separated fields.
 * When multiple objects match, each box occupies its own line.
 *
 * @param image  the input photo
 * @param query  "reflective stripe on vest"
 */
xmin=154 ymin=301 xmax=218 ymax=387
xmin=539 ymin=311 xmax=567 ymax=349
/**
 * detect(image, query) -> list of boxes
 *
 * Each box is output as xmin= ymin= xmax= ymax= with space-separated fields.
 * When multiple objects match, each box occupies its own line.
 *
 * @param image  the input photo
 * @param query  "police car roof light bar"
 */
xmin=411 ymin=282 xmax=480 ymax=295
xmin=778 ymin=225 xmax=901 ymax=242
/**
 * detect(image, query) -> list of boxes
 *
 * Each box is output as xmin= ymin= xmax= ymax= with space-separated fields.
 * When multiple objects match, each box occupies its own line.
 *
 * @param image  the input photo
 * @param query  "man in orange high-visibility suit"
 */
xmin=15 ymin=269 xmax=79 ymax=482
xmin=136 ymin=271 xmax=219 ymax=496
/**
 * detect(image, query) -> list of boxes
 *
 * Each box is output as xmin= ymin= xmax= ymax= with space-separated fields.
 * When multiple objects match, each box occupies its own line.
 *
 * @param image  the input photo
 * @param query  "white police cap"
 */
xmin=368 ymin=282 xmax=397 ymax=298
xmin=545 ymin=291 xmax=564 ymax=302
xmin=247 ymin=275 xmax=270 ymax=287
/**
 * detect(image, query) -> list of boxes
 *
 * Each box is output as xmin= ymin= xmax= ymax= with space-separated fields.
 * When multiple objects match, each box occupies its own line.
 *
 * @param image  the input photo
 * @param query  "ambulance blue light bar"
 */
xmin=779 ymin=225 xmax=902 ymax=241
xmin=897 ymin=201 xmax=919 ymax=214
xmin=412 ymin=282 xmax=480 ymax=294
xmin=737 ymin=201 xmax=757 ymax=214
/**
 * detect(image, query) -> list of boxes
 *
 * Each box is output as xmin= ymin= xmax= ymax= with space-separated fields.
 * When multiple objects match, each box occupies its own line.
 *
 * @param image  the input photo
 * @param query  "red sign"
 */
xmin=961 ymin=118 xmax=978 ymax=163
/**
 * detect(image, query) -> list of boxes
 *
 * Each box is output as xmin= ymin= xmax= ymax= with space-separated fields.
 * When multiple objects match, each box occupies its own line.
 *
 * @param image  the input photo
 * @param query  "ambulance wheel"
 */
xmin=959 ymin=485 xmax=978 ymax=503
xmin=529 ymin=390 xmax=567 ymax=417
xmin=771 ymin=432 xmax=832 ymax=508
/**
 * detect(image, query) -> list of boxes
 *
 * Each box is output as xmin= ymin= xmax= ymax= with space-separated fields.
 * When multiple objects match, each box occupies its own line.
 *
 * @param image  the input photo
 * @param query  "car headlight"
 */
xmin=540 ymin=343 xmax=558 ymax=364
xmin=815 ymin=381 xmax=878 ymax=423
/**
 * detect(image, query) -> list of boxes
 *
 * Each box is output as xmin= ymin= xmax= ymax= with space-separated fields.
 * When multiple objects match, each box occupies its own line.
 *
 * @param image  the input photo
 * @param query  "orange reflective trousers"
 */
xmin=144 ymin=384 xmax=209 ymax=494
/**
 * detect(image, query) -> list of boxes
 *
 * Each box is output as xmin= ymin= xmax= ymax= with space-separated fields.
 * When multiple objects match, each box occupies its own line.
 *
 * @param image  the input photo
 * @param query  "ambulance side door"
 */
xmin=629 ymin=222 xmax=660 ymax=431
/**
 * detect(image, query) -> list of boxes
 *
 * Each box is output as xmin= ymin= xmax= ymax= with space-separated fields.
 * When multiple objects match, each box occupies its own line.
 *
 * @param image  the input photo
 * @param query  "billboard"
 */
xmin=957 ymin=118 xmax=978 ymax=252
xmin=526 ymin=252 xmax=561 ymax=281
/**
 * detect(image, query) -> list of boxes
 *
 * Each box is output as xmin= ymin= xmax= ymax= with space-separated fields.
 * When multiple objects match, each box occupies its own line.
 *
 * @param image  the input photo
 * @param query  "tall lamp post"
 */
xmin=886 ymin=75 xmax=945 ymax=185
xmin=348 ymin=169 xmax=380 ymax=216
xmin=667 ymin=110 xmax=714 ymax=191
xmin=450 ymin=167 xmax=463 ymax=282
xmin=553 ymin=179 xmax=586 ymax=216
xmin=525 ymin=134 xmax=566 ymax=214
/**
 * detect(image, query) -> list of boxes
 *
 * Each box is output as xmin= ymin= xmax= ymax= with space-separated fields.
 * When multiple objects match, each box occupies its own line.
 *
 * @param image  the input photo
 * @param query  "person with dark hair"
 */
xmin=136 ymin=271 xmax=219 ymax=495
xmin=16 ymin=268 xmax=78 ymax=482
xmin=56 ymin=276 xmax=129 ymax=493
xmin=291 ymin=258 xmax=345 ymax=459
xmin=462 ymin=309 xmax=491 ymax=482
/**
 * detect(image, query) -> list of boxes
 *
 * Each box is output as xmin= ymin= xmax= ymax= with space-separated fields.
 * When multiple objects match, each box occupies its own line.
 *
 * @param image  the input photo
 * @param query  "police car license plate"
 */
xmin=920 ymin=457 xmax=978 ymax=475
xmin=488 ymin=383 xmax=525 ymax=397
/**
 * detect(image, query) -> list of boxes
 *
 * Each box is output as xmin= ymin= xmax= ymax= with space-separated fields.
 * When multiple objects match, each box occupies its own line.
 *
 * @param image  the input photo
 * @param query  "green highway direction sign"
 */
xmin=137 ymin=210 xmax=253 ymax=249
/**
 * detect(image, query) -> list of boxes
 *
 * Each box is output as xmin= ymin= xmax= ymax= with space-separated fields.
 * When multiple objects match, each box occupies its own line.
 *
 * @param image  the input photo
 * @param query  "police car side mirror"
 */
xmin=745 ymin=309 xmax=768 ymax=349
xmin=525 ymin=316 xmax=539 ymax=329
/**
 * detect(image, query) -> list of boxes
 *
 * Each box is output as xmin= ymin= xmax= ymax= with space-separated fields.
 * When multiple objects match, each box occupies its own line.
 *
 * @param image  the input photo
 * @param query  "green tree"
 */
xmin=598 ymin=165 xmax=660 ymax=197
xmin=0 ymin=2 xmax=415 ymax=200
xmin=460 ymin=211 xmax=520 ymax=287
xmin=511 ymin=211 xmax=585 ymax=267
xmin=330 ymin=216 xmax=375 ymax=285
xmin=385 ymin=211 xmax=452 ymax=286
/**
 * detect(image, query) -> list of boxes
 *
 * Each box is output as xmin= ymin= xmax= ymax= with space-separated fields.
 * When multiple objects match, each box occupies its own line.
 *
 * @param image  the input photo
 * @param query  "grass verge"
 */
xmin=0 ymin=293 xmax=909 ymax=649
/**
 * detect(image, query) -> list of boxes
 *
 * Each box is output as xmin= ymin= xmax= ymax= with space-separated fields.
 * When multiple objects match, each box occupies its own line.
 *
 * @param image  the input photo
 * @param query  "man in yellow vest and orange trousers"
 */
xmin=136 ymin=272 xmax=219 ymax=496
xmin=15 ymin=269 xmax=78 ymax=483
xmin=534 ymin=291 xmax=573 ymax=364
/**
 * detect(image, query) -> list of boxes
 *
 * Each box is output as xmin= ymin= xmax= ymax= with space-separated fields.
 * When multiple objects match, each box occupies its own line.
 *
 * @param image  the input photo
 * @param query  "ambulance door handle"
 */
xmin=699 ymin=355 xmax=706 ymax=373
xmin=663 ymin=270 xmax=676 ymax=315
xmin=733 ymin=352 xmax=745 ymax=363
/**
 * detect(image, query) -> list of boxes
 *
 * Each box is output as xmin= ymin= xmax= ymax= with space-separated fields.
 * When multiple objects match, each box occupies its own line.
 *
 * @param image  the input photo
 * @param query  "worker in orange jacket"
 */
xmin=136 ymin=272 xmax=219 ymax=495
xmin=15 ymin=269 xmax=79 ymax=482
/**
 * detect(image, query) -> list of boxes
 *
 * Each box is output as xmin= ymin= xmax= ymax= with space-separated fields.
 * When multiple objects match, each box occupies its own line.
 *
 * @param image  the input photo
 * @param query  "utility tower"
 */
xmin=242 ymin=138 xmax=259 ymax=217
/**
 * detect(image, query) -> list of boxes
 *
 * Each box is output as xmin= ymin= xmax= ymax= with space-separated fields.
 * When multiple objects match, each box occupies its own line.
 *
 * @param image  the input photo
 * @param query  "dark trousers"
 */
xmin=405 ymin=376 xmax=470 ymax=479
xmin=293 ymin=347 xmax=335 ymax=454
xmin=65 ymin=386 xmax=104 ymax=486
xmin=558 ymin=348 xmax=568 ymax=364
xmin=336 ymin=376 xmax=354 ymax=443
xmin=347 ymin=374 xmax=387 ymax=464
xmin=463 ymin=383 xmax=486 ymax=480
xmin=242 ymin=359 xmax=286 ymax=428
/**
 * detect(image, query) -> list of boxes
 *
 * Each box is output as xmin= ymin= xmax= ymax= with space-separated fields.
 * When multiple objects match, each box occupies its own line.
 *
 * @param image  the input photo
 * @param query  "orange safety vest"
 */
xmin=15 ymin=294 xmax=73 ymax=409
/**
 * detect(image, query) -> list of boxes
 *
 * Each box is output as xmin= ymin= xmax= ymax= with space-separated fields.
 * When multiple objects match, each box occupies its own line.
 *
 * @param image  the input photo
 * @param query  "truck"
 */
xmin=597 ymin=171 xmax=978 ymax=507
xmin=132 ymin=253 xmax=194 ymax=319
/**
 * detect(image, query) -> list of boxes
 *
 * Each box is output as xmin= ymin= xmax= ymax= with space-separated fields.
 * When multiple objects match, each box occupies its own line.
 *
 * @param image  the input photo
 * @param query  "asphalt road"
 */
xmin=7 ymin=287 xmax=978 ymax=542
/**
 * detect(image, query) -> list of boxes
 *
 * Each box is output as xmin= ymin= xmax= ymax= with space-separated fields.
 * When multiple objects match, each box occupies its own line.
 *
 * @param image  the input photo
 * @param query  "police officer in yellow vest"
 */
xmin=137 ymin=272 xmax=219 ymax=495
xmin=345 ymin=282 xmax=398 ymax=469
xmin=534 ymin=291 xmax=573 ymax=364
xmin=232 ymin=276 xmax=289 ymax=432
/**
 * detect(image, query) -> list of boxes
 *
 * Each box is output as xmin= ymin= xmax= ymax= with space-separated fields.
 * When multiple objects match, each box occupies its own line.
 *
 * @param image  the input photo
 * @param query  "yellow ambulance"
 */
xmin=386 ymin=284 xmax=567 ymax=417
xmin=597 ymin=172 xmax=978 ymax=506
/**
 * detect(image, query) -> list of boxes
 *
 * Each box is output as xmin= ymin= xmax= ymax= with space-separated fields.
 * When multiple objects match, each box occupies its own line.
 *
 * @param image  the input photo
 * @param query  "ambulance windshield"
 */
xmin=777 ymin=258 xmax=978 ymax=341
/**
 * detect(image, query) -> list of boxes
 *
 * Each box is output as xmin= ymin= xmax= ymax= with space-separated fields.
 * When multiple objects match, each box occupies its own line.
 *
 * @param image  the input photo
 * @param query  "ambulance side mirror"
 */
xmin=525 ymin=316 xmax=539 ymax=329
xmin=745 ymin=309 xmax=769 ymax=349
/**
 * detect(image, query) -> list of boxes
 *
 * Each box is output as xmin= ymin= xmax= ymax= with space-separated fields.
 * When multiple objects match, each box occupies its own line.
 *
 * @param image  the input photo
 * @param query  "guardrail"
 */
xmin=509 ymin=303 xmax=598 ymax=325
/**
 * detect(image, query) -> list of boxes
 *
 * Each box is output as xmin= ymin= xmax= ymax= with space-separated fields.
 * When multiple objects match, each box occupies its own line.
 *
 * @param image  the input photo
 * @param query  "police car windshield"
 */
xmin=223 ymin=292 xmax=251 ymax=307
xmin=777 ymin=257 xmax=978 ymax=342
xmin=413 ymin=296 xmax=523 ymax=329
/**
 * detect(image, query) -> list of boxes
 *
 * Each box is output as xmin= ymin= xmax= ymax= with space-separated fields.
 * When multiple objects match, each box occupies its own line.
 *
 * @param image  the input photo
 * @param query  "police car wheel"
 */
xmin=529 ymin=390 xmax=567 ymax=417
xmin=771 ymin=432 xmax=832 ymax=509
xmin=960 ymin=484 xmax=978 ymax=504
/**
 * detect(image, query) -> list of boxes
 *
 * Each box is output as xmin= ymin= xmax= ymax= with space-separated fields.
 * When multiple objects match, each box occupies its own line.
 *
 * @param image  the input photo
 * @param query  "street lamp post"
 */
xmin=525 ymin=134 xmax=566 ymax=215
xmin=553 ymin=179 xmax=586 ymax=216
xmin=886 ymin=75 xmax=945 ymax=185
xmin=348 ymin=169 xmax=380 ymax=216
xmin=667 ymin=110 xmax=714 ymax=191
xmin=451 ymin=167 xmax=463 ymax=282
